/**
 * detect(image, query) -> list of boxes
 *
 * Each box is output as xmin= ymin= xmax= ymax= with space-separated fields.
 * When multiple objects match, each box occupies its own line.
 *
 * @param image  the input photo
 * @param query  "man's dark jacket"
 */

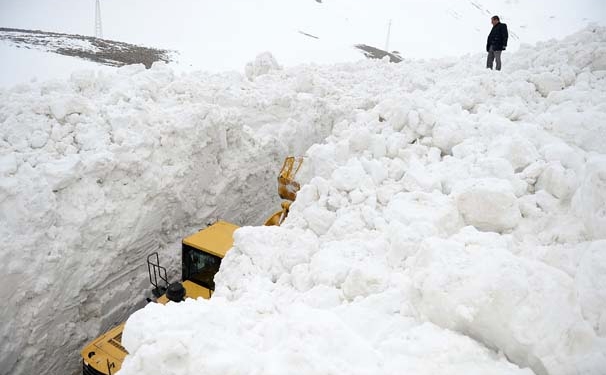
xmin=486 ymin=22 xmax=508 ymax=52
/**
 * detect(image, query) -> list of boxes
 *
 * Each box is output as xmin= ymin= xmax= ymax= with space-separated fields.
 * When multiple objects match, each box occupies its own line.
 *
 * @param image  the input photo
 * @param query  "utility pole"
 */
xmin=95 ymin=0 xmax=103 ymax=39
xmin=385 ymin=19 xmax=392 ymax=51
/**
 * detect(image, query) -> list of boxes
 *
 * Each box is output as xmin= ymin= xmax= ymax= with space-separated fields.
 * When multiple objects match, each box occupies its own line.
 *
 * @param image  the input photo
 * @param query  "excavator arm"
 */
xmin=265 ymin=156 xmax=303 ymax=226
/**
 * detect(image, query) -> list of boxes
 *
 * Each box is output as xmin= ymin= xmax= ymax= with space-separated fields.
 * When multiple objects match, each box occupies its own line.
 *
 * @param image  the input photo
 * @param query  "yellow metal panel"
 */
xmin=156 ymin=280 xmax=212 ymax=303
xmin=182 ymin=220 xmax=239 ymax=258
xmin=82 ymin=323 xmax=126 ymax=374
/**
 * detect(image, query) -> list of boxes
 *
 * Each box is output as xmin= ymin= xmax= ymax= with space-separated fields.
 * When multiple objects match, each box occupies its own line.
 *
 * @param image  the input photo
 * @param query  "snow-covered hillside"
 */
xmin=0 ymin=28 xmax=172 ymax=67
xmin=117 ymin=27 xmax=606 ymax=375
xmin=1 ymin=0 xmax=604 ymax=86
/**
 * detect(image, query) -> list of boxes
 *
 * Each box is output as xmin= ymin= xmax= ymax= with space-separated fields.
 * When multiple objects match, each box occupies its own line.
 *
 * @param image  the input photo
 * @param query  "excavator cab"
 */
xmin=81 ymin=157 xmax=302 ymax=375
xmin=181 ymin=220 xmax=237 ymax=292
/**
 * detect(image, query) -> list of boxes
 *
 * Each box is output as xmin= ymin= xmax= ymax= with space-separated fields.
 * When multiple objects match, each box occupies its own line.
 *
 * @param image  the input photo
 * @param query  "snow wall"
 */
xmin=0 ymin=55 xmax=358 ymax=375
xmin=1 ymin=27 xmax=606 ymax=375
xmin=120 ymin=27 xmax=606 ymax=375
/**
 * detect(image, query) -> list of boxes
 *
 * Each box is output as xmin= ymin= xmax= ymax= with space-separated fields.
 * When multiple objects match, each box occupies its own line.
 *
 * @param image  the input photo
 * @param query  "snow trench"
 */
xmin=1 ymin=27 xmax=606 ymax=375
xmin=0 ymin=58 xmax=359 ymax=375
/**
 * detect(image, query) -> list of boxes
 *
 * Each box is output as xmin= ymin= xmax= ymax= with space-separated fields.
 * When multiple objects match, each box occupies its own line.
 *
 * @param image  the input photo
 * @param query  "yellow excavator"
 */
xmin=81 ymin=157 xmax=303 ymax=375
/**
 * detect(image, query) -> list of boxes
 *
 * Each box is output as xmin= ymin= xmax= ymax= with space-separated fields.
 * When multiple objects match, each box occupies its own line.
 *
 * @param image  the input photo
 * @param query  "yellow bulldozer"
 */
xmin=81 ymin=157 xmax=303 ymax=375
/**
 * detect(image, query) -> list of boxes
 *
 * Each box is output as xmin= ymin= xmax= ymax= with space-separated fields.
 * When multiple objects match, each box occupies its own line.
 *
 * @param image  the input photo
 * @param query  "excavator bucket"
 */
xmin=264 ymin=201 xmax=292 ymax=226
xmin=277 ymin=156 xmax=303 ymax=202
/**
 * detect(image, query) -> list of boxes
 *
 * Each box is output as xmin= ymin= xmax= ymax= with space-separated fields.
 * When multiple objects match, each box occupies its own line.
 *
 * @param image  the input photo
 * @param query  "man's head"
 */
xmin=491 ymin=16 xmax=500 ymax=26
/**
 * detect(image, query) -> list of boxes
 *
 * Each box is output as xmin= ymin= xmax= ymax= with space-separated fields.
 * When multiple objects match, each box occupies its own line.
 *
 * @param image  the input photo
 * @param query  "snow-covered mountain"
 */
xmin=0 ymin=27 xmax=172 ymax=67
xmin=1 ymin=1 xmax=606 ymax=375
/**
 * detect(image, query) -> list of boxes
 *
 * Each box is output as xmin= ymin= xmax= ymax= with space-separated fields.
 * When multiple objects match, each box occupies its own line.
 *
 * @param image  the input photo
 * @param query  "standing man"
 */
xmin=486 ymin=15 xmax=508 ymax=71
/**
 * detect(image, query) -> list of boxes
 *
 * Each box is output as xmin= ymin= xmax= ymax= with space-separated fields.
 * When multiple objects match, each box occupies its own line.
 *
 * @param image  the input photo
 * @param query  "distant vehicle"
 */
xmin=81 ymin=157 xmax=303 ymax=375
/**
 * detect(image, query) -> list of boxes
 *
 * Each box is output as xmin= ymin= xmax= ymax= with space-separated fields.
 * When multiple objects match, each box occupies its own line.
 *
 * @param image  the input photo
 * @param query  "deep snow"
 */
xmin=114 ymin=27 xmax=606 ymax=375
xmin=1 ymin=12 xmax=606 ymax=375
xmin=0 ymin=59 xmax=349 ymax=374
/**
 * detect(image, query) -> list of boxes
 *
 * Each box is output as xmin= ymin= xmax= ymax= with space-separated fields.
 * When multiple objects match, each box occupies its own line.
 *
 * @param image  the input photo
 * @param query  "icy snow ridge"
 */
xmin=119 ymin=27 xmax=606 ymax=375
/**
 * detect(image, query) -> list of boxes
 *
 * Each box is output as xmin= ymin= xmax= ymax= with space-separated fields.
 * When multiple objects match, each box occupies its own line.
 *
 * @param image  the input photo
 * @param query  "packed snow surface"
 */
xmin=113 ymin=27 xmax=606 ymax=375
xmin=2 ymin=26 xmax=606 ymax=375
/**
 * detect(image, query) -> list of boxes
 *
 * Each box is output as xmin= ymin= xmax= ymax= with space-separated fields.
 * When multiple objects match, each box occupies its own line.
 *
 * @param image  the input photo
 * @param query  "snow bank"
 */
xmin=0 ymin=56 xmax=358 ymax=374
xmin=117 ymin=27 xmax=606 ymax=375
xmin=2 ymin=26 xmax=606 ymax=375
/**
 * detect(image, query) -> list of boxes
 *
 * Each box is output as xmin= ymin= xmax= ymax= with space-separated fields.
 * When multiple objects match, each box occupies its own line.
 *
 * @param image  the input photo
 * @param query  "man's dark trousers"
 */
xmin=487 ymin=45 xmax=502 ymax=71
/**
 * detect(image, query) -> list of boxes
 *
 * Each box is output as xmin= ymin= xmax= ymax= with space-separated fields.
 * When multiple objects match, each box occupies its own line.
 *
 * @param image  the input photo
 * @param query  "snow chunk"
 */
xmin=29 ymin=130 xmax=49 ymax=149
xmin=546 ymin=111 xmax=606 ymax=154
xmin=576 ymin=241 xmax=606 ymax=336
xmin=536 ymin=162 xmax=578 ymax=200
xmin=49 ymin=95 xmax=92 ymax=120
xmin=531 ymin=72 xmax=565 ymax=97
xmin=591 ymin=47 xmax=606 ymax=71
xmin=245 ymin=52 xmax=281 ymax=80
xmin=348 ymin=128 xmax=372 ymax=153
xmin=488 ymin=136 xmax=539 ymax=172
xmin=572 ymin=156 xmax=606 ymax=239
xmin=453 ymin=178 xmax=521 ymax=233
xmin=0 ymin=154 xmax=18 ymax=175
xmin=342 ymin=262 xmax=388 ymax=301
xmin=361 ymin=158 xmax=388 ymax=185
xmin=432 ymin=120 xmax=467 ymax=154
xmin=331 ymin=159 xmax=371 ymax=192
xmin=411 ymin=236 xmax=606 ymax=375
xmin=402 ymin=160 xmax=442 ymax=193
xmin=384 ymin=191 xmax=462 ymax=235
xmin=540 ymin=142 xmax=585 ymax=172
xmin=302 ymin=204 xmax=337 ymax=236
xmin=40 ymin=155 xmax=83 ymax=191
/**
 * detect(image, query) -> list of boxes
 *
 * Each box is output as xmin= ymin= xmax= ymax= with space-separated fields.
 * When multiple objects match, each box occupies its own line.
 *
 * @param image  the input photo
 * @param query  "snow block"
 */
xmin=575 ymin=241 xmax=606 ymax=336
xmin=0 ymin=154 xmax=18 ymax=175
xmin=411 ymin=237 xmax=606 ymax=375
xmin=572 ymin=156 xmax=606 ymax=239
xmin=453 ymin=178 xmax=521 ymax=233
xmin=540 ymin=142 xmax=585 ymax=173
xmin=536 ymin=162 xmax=577 ymax=200
xmin=591 ymin=47 xmax=606 ymax=71
xmin=331 ymin=159 xmax=371 ymax=192
xmin=402 ymin=161 xmax=442 ymax=193
xmin=384 ymin=191 xmax=462 ymax=235
xmin=488 ymin=136 xmax=539 ymax=172
xmin=531 ymin=72 xmax=565 ymax=97
xmin=245 ymin=51 xmax=281 ymax=80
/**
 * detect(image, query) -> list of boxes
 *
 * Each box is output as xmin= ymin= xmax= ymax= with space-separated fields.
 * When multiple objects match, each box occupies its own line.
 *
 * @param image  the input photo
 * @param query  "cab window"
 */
xmin=182 ymin=245 xmax=222 ymax=290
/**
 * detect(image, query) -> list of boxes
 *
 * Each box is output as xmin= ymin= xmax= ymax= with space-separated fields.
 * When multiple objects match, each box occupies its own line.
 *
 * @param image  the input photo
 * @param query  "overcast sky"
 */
xmin=0 ymin=0 xmax=604 ymax=73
